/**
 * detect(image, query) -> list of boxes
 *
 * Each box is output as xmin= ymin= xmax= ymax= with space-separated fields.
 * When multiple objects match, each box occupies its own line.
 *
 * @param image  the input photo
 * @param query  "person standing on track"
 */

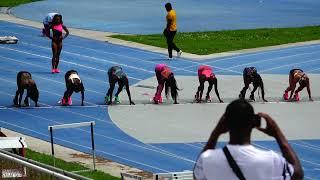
xmin=164 ymin=3 xmax=182 ymax=60
xmin=283 ymin=68 xmax=313 ymax=101
xmin=153 ymin=64 xmax=180 ymax=104
xmin=195 ymin=65 xmax=223 ymax=103
xmin=105 ymin=66 xmax=135 ymax=105
xmin=47 ymin=14 xmax=69 ymax=74
xmin=239 ymin=67 xmax=267 ymax=102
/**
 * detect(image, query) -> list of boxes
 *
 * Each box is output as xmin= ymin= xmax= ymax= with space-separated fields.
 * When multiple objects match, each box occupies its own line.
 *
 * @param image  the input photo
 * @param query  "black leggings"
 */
xmin=164 ymin=30 xmax=180 ymax=58
xmin=106 ymin=75 xmax=125 ymax=98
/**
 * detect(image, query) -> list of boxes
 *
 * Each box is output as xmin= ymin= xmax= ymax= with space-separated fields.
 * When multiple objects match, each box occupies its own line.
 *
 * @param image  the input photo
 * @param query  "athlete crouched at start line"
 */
xmin=283 ymin=68 xmax=312 ymax=101
xmin=239 ymin=67 xmax=267 ymax=102
xmin=153 ymin=64 xmax=180 ymax=104
xmin=105 ymin=66 xmax=135 ymax=105
xmin=61 ymin=70 xmax=84 ymax=106
xmin=195 ymin=65 xmax=223 ymax=103
xmin=14 ymin=71 xmax=39 ymax=107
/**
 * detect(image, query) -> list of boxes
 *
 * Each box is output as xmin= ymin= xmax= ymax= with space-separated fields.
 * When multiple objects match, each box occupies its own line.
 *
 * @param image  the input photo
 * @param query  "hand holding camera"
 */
xmin=255 ymin=112 xmax=281 ymax=138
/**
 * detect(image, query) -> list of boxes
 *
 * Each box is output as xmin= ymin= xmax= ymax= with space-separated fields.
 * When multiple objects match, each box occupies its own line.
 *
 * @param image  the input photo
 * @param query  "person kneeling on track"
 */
xmin=14 ymin=71 xmax=39 ymax=107
xmin=153 ymin=64 xmax=180 ymax=104
xmin=283 ymin=68 xmax=313 ymax=101
xmin=195 ymin=65 xmax=223 ymax=103
xmin=61 ymin=70 xmax=84 ymax=106
xmin=239 ymin=67 xmax=267 ymax=102
xmin=105 ymin=66 xmax=135 ymax=105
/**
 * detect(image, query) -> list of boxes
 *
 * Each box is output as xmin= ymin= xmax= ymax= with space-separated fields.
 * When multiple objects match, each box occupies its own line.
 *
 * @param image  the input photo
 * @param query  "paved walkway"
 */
xmin=10 ymin=0 xmax=320 ymax=34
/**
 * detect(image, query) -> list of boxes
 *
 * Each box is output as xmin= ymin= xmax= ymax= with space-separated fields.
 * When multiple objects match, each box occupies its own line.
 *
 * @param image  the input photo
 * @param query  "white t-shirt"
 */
xmin=43 ymin=13 xmax=59 ymax=25
xmin=68 ymin=73 xmax=81 ymax=83
xmin=194 ymin=144 xmax=294 ymax=180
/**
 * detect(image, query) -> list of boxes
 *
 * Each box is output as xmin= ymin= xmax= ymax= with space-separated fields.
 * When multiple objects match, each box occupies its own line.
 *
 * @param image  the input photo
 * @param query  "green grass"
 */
xmin=0 ymin=0 xmax=40 ymax=7
xmin=26 ymin=149 xmax=120 ymax=180
xmin=111 ymin=26 xmax=320 ymax=55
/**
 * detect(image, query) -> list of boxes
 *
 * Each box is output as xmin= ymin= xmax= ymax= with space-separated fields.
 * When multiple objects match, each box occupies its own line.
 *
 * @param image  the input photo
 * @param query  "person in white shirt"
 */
xmin=42 ymin=12 xmax=59 ymax=37
xmin=194 ymin=99 xmax=303 ymax=180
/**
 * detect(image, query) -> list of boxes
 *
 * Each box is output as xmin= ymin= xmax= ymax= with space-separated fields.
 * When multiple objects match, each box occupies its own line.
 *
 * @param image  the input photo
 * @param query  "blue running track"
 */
xmin=0 ymin=21 xmax=320 ymax=178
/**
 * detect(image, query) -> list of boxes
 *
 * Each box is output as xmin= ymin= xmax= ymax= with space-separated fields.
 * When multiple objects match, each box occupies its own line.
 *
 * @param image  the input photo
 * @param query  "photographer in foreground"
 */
xmin=194 ymin=99 xmax=303 ymax=180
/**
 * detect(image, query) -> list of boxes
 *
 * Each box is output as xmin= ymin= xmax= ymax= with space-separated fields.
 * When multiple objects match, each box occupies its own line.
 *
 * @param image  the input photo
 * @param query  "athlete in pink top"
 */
xmin=47 ymin=14 xmax=69 ymax=74
xmin=153 ymin=64 xmax=179 ymax=104
xmin=195 ymin=65 xmax=223 ymax=103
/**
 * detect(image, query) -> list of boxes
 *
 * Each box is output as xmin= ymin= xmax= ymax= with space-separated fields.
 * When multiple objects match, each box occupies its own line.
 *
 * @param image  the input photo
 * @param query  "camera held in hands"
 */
xmin=253 ymin=114 xmax=261 ymax=127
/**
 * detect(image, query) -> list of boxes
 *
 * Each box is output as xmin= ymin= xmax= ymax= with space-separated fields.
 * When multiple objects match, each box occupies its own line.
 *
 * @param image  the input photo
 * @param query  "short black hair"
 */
xmin=165 ymin=3 xmax=172 ymax=10
xmin=225 ymin=99 xmax=255 ymax=130
xmin=52 ymin=14 xmax=63 ymax=25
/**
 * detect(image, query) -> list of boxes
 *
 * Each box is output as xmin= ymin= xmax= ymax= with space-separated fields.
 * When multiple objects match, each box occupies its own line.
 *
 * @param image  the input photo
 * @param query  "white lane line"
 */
xmin=290 ymin=142 xmax=320 ymax=153
xmin=0 ymin=86 xmax=196 ymax=163
xmin=0 ymin=54 xmax=112 ymax=85
xmin=5 ymin=107 xmax=196 ymax=164
xmin=260 ymin=58 xmax=320 ymax=73
xmin=307 ymin=67 xmax=320 ymax=73
xmin=0 ymin=46 xmax=143 ymax=81
xmin=297 ymin=140 xmax=320 ymax=149
xmin=183 ymin=143 xmax=202 ymax=149
xmin=253 ymin=142 xmax=320 ymax=167
xmin=0 ymin=62 xmax=105 ymax=96
xmin=182 ymin=44 xmax=320 ymax=69
xmin=0 ymin=77 xmax=96 ymax=106
xmin=21 ymin=41 xmax=199 ymax=75
xmin=0 ymin=29 xmax=226 ymax=75
xmin=0 ymin=119 xmax=170 ymax=173
xmin=175 ymin=140 xmax=320 ymax=168
xmin=214 ymin=51 xmax=320 ymax=73
xmin=0 ymin=90 xmax=114 ymax=125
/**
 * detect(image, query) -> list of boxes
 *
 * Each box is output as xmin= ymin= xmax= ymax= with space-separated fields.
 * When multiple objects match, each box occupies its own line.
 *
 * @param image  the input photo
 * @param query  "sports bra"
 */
xmin=52 ymin=24 xmax=63 ymax=37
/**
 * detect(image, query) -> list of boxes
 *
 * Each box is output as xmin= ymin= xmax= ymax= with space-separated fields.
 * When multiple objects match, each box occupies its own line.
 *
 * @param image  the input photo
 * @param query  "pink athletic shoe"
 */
xmin=153 ymin=95 xmax=162 ymax=104
xmin=68 ymin=97 xmax=72 ymax=105
xmin=283 ymin=91 xmax=288 ymax=100
xmin=61 ymin=98 xmax=67 ymax=105
xmin=294 ymin=93 xmax=300 ymax=101
xmin=55 ymin=69 xmax=60 ymax=73
xmin=51 ymin=69 xmax=55 ymax=74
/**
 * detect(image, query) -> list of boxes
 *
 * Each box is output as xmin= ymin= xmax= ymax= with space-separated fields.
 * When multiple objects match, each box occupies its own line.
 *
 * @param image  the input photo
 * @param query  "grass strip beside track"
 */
xmin=111 ymin=26 xmax=320 ymax=55
xmin=26 ymin=149 xmax=120 ymax=180
xmin=0 ymin=0 xmax=41 ymax=7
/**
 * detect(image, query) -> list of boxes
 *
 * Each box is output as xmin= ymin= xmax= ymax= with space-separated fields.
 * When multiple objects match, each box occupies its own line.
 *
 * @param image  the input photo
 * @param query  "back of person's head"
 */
xmin=225 ymin=99 xmax=256 ymax=132
xmin=165 ymin=3 xmax=172 ymax=11
xmin=165 ymin=74 xmax=179 ymax=100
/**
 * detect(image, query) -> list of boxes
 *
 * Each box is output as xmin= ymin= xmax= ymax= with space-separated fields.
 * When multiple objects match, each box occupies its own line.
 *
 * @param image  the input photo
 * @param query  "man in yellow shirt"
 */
xmin=164 ymin=3 xmax=182 ymax=60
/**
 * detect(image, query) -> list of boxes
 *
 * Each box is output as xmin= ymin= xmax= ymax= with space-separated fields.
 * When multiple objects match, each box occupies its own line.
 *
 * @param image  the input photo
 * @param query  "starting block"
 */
xmin=0 ymin=36 xmax=18 ymax=44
